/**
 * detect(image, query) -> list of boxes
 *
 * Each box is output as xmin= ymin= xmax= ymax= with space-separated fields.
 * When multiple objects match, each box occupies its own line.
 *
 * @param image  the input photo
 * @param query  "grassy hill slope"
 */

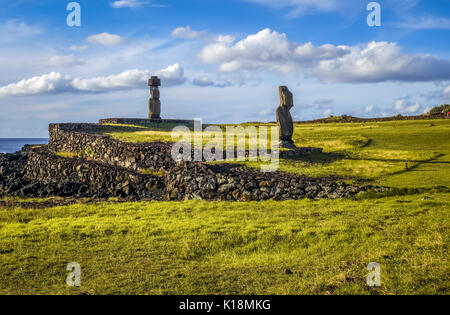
xmin=0 ymin=119 xmax=449 ymax=295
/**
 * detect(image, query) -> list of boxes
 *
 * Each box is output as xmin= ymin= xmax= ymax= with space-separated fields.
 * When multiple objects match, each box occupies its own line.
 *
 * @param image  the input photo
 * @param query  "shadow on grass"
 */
xmin=355 ymin=186 xmax=449 ymax=200
xmin=283 ymin=151 xmax=346 ymax=165
xmin=344 ymin=153 xmax=446 ymax=164
xmin=342 ymin=153 xmax=447 ymax=180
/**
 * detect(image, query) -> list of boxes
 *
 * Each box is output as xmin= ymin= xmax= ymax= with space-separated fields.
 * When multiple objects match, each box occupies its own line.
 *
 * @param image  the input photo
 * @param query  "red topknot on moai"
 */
xmin=148 ymin=76 xmax=161 ymax=120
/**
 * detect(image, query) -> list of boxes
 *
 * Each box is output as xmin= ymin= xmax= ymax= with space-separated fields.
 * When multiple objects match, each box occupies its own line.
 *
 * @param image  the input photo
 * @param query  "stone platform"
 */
xmin=0 ymin=124 xmax=383 ymax=201
xmin=99 ymin=118 xmax=194 ymax=125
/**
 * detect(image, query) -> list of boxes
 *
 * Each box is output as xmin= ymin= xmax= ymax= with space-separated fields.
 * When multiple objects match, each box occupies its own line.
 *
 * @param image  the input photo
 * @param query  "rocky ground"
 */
xmin=0 ymin=146 xmax=37 ymax=198
xmin=164 ymin=161 xmax=380 ymax=201
xmin=0 ymin=198 xmax=96 ymax=209
xmin=0 ymin=145 xmax=385 ymax=207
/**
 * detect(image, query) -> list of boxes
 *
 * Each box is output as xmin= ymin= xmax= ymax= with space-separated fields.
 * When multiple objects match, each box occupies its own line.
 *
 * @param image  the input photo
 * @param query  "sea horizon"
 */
xmin=0 ymin=138 xmax=48 ymax=154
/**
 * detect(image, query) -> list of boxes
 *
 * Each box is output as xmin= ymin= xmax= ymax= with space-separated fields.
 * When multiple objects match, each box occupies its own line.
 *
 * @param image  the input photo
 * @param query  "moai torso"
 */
xmin=276 ymin=86 xmax=294 ymax=143
xmin=148 ymin=76 xmax=161 ymax=120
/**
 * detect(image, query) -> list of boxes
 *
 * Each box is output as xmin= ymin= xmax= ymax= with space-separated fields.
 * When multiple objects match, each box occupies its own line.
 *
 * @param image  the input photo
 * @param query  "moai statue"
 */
xmin=276 ymin=86 xmax=296 ymax=148
xmin=148 ymin=76 xmax=161 ymax=120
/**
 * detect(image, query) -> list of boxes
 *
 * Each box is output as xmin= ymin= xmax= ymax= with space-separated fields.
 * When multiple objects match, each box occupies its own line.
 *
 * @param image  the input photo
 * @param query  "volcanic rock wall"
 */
xmin=163 ymin=162 xmax=371 ymax=201
xmin=49 ymin=123 xmax=176 ymax=171
xmin=0 ymin=123 xmax=382 ymax=201
xmin=22 ymin=147 xmax=162 ymax=199
xmin=48 ymin=123 xmax=322 ymax=170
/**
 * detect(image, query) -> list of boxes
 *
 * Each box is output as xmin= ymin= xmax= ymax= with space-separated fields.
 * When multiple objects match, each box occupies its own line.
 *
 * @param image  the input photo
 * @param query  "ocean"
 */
xmin=0 ymin=138 xmax=49 ymax=154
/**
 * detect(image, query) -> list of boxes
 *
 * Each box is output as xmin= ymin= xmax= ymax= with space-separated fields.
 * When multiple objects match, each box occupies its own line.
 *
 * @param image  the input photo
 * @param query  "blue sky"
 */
xmin=1 ymin=0 xmax=449 ymax=137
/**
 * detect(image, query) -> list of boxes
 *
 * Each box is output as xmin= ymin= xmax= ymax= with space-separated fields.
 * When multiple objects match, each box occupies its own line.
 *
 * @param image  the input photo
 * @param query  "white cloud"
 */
xmin=0 ymin=64 xmax=186 ymax=97
xmin=192 ymin=76 xmax=215 ymax=87
xmin=154 ymin=64 xmax=187 ymax=86
xmin=171 ymin=26 xmax=235 ymax=43
xmin=393 ymin=99 xmax=422 ymax=114
xmin=323 ymin=108 xmax=333 ymax=116
xmin=199 ymin=28 xmax=450 ymax=83
xmin=72 ymin=69 xmax=151 ymax=92
xmin=0 ymin=20 xmax=44 ymax=47
xmin=394 ymin=100 xmax=405 ymax=111
xmin=316 ymin=41 xmax=450 ymax=83
xmin=351 ymin=98 xmax=426 ymax=118
xmin=110 ymin=0 xmax=148 ymax=8
xmin=172 ymin=26 xmax=210 ymax=41
xmin=0 ymin=20 xmax=43 ymax=41
xmin=69 ymin=45 xmax=89 ymax=51
xmin=200 ymin=29 xmax=349 ymax=73
xmin=408 ymin=104 xmax=420 ymax=113
xmin=422 ymin=106 xmax=433 ymax=114
xmin=0 ymin=72 xmax=73 ymax=97
xmin=110 ymin=0 xmax=166 ymax=8
xmin=192 ymin=76 xmax=233 ymax=88
xmin=43 ymin=55 xmax=86 ymax=67
xmin=443 ymin=85 xmax=450 ymax=99
xmin=87 ymin=33 xmax=125 ymax=46
xmin=365 ymin=105 xmax=374 ymax=113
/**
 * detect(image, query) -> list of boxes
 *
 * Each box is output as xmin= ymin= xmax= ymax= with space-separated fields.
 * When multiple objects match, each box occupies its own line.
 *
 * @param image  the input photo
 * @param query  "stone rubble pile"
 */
xmin=164 ymin=162 xmax=376 ymax=201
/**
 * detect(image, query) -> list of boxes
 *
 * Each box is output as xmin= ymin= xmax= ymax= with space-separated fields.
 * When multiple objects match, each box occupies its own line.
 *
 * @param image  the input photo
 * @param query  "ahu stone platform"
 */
xmin=0 ymin=122 xmax=385 ymax=201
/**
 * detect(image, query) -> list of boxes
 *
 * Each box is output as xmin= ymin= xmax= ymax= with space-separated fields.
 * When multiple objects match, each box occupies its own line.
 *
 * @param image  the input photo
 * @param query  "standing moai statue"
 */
xmin=148 ymin=76 xmax=161 ymax=120
xmin=276 ymin=86 xmax=296 ymax=148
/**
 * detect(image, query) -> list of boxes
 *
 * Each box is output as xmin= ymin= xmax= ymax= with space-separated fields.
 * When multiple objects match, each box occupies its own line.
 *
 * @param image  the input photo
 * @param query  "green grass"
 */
xmin=277 ymin=120 xmax=450 ymax=187
xmin=0 ymin=194 xmax=448 ymax=295
xmin=56 ymin=151 xmax=81 ymax=159
xmin=138 ymin=169 xmax=165 ymax=177
xmin=1 ymin=119 xmax=449 ymax=295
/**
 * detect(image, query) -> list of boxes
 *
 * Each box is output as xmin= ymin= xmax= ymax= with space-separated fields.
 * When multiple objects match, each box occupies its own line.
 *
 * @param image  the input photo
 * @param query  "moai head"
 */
xmin=279 ymin=86 xmax=294 ymax=110
xmin=148 ymin=76 xmax=161 ymax=87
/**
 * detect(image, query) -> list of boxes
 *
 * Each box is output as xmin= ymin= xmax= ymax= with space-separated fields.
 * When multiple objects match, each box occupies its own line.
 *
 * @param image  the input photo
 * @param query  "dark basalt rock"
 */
xmin=0 ymin=124 xmax=385 ymax=203
xmin=162 ymin=161 xmax=376 ymax=202
xmin=1 ymin=146 xmax=162 ymax=200
xmin=48 ymin=123 xmax=180 ymax=172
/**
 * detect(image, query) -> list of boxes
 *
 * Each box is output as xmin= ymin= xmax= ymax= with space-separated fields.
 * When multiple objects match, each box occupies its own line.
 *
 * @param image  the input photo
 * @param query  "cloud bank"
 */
xmin=0 ymin=64 xmax=186 ymax=97
xmin=87 ymin=32 xmax=125 ymax=46
xmin=197 ymin=28 xmax=450 ymax=83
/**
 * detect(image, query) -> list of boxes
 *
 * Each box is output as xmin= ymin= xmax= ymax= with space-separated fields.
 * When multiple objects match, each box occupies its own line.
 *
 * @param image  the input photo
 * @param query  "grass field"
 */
xmin=0 ymin=119 xmax=449 ymax=295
